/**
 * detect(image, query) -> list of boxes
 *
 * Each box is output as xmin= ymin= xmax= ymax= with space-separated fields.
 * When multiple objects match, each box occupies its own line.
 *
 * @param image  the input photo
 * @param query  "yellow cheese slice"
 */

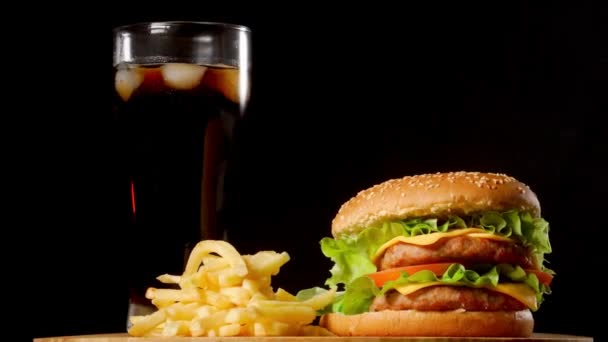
xmin=393 ymin=282 xmax=538 ymax=311
xmin=372 ymin=228 xmax=514 ymax=263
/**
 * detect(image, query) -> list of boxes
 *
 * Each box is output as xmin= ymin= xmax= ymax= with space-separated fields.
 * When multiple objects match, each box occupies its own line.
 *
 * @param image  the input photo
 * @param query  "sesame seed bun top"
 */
xmin=331 ymin=171 xmax=541 ymax=238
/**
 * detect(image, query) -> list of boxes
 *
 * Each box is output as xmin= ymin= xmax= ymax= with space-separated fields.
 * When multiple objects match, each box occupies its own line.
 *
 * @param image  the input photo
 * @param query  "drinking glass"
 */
xmin=112 ymin=21 xmax=251 ymax=320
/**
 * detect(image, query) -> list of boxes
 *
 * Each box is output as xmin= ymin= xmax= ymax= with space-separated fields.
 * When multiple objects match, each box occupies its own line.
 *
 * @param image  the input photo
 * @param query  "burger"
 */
xmin=318 ymin=171 xmax=553 ymax=337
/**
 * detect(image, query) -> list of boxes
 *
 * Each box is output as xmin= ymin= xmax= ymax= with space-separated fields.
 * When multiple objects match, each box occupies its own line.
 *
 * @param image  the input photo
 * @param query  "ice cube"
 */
xmin=161 ymin=63 xmax=207 ymax=90
xmin=115 ymin=68 xmax=144 ymax=101
xmin=203 ymin=67 xmax=243 ymax=104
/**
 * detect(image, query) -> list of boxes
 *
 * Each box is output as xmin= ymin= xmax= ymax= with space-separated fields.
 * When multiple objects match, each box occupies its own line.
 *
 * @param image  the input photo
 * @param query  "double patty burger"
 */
xmin=319 ymin=171 xmax=553 ymax=337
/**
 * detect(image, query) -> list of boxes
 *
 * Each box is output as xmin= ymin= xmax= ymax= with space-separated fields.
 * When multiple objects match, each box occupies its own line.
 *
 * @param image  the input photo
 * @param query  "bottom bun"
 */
xmin=319 ymin=310 xmax=534 ymax=337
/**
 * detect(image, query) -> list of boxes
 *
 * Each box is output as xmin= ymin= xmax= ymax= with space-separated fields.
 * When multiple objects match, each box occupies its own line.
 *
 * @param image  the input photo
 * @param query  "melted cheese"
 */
xmin=372 ymin=228 xmax=514 ymax=263
xmin=393 ymin=282 xmax=538 ymax=311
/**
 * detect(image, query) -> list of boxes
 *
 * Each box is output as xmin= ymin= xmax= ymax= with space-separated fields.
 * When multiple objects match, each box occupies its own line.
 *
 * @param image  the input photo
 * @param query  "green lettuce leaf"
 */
xmin=326 ymin=263 xmax=550 ymax=315
xmin=339 ymin=276 xmax=379 ymax=315
xmin=320 ymin=216 xmax=470 ymax=287
xmin=321 ymin=210 xmax=552 ymax=288
xmin=320 ymin=237 xmax=377 ymax=288
xmin=472 ymin=211 xmax=552 ymax=255
xmin=295 ymin=287 xmax=329 ymax=301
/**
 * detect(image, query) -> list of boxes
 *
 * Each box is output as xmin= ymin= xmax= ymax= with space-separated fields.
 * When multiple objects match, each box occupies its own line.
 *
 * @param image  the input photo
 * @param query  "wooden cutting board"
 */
xmin=33 ymin=333 xmax=593 ymax=342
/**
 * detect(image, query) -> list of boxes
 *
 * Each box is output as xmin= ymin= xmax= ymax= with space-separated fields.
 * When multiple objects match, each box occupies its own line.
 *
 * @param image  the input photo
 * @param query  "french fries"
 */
xmin=128 ymin=240 xmax=336 ymax=337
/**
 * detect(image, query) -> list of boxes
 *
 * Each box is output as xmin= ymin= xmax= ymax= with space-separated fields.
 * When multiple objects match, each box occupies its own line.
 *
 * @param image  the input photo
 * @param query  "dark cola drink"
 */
xmin=113 ymin=62 xmax=247 ymax=311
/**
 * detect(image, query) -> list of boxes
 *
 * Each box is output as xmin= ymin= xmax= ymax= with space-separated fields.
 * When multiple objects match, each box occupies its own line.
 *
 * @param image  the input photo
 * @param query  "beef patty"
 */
xmin=378 ymin=236 xmax=536 ymax=271
xmin=370 ymin=286 xmax=527 ymax=311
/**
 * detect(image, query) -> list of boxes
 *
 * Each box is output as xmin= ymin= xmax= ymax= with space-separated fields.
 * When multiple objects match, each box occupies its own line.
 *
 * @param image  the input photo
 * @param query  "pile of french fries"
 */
xmin=128 ymin=240 xmax=335 ymax=337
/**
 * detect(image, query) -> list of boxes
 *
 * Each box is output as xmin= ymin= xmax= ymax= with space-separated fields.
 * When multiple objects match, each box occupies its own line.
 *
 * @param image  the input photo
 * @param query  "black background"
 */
xmin=31 ymin=1 xmax=605 ymax=341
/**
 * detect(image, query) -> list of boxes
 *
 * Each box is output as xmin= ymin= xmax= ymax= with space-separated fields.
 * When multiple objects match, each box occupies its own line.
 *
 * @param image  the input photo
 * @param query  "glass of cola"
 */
xmin=112 ymin=21 xmax=251 ymax=319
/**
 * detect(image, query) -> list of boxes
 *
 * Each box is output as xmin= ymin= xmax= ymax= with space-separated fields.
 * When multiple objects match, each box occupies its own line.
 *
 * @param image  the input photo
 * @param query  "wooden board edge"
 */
xmin=33 ymin=332 xmax=593 ymax=342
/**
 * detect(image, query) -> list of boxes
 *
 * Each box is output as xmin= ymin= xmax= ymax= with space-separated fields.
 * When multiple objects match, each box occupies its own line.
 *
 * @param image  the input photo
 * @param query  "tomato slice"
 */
xmin=368 ymin=264 xmax=555 ymax=288
xmin=525 ymin=269 xmax=554 ymax=286
xmin=368 ymin=263 xmax=453 ymax=288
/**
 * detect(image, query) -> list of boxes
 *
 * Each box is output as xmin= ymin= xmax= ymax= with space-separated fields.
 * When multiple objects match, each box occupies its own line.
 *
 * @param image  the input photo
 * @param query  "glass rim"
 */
xmin=113 ymin=20 xmax=251 ymax=34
